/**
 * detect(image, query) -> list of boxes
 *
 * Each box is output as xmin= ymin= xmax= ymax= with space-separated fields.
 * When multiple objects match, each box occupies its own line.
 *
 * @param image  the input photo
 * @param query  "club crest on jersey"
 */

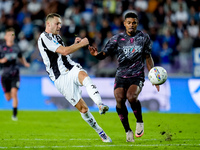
xmin=130 ymin=38 xmax=134 ymax=43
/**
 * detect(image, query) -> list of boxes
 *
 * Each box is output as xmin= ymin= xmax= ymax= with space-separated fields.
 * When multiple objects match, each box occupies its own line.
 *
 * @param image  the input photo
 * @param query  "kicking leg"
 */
xmin=79 ymin=71 xmax=109 ymax=115
xmin=75 ymin=98 xmax=112 ymax=142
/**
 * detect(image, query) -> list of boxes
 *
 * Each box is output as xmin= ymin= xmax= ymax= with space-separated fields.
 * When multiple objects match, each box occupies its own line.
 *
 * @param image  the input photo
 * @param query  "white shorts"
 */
xmin=54 ymin=65 xmax=87 ymax=106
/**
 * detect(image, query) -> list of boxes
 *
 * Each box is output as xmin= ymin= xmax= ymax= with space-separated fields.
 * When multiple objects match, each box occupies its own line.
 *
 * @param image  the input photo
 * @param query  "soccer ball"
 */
xmin=148 ymin=66 xmax=168 ymax=85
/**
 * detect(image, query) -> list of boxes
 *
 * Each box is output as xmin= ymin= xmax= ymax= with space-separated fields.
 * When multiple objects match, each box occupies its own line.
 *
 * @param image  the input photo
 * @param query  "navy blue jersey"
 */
xmin=102 ymin=31 xmax=152 ymax=80
xmin=0 ymin=43 xmax=22 ymax=77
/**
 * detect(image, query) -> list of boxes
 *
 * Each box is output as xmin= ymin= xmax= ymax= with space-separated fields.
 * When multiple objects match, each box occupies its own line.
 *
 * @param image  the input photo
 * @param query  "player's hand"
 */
xmin=24 ymin=62 xmax=30 ymax=68
xmin=88 ymin=45 xmax=98 ymax=56
xmin=74 ymin=37 xmax=81 ymax=44
xmin=154 ymin=84 xmax=160 ymax=92
xmin=80 ymin=38 xmax=89 ymax=47
xmin=0 ymin=57 xmax=8 ymax=63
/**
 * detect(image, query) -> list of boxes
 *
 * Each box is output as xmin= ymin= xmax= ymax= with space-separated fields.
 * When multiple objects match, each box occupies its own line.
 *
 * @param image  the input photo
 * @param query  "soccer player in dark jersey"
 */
xmin=89 ymin=12 xmax=160 ymax=142
xmin=0 ymin=28 xmax=30 ymax=121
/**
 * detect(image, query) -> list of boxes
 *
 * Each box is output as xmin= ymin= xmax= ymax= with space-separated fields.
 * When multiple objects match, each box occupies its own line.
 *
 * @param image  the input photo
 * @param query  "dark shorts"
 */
xmin=114 ymin=76 xmax=144 ymax=90
xmin=1 ymin=75 xmax=20 ymax=93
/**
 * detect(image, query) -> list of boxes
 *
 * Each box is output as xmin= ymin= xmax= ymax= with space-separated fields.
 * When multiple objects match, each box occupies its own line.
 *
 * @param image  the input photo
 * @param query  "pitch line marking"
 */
xmin=0 ymin=144 xmax=200 ymax=149
xmin=2 ymin=138 xmax=158 ymax=141
xmin=2 ymin=138 xmax=199 ymax=141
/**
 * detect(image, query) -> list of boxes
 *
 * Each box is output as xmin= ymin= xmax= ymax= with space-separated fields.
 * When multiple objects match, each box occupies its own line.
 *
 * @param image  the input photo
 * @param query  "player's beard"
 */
xmin=127 ymin=27 xmax=136 ymax=36
xmin=129 ymin=30 xmax=136 ymax=36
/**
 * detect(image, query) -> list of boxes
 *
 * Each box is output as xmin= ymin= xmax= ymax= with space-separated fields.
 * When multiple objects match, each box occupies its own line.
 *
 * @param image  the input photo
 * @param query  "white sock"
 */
xmin=82 ymin=76 xmax=102 ymax=106
xmin=80 ymin=110 xmax=103 ymax=134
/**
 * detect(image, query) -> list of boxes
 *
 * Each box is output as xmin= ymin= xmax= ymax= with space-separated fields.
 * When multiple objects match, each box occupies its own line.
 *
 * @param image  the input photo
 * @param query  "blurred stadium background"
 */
xmin=0 ymin=0 xmax=200 ymax=113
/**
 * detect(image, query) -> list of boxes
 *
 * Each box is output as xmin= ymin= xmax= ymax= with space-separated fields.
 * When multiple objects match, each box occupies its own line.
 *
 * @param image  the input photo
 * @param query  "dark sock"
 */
xmin=116 ymin=106 xmax=131 ymax=132
xmin=13 ymin=107 xmax=17 ymax=117
xmin=130 ymin=100 xmax=143 ymax=122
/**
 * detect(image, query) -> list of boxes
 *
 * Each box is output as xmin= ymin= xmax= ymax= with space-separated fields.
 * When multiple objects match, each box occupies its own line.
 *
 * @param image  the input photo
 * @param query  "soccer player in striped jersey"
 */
xmin=37 ymin=13 xmax=112 ymax=142
xmin=89 ymin=12 xmax=160 ymax=142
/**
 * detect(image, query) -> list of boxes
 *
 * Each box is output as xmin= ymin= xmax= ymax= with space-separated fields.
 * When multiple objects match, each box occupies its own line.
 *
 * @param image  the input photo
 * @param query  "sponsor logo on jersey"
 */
xmin=53 ymin=40 xmax=59 ymax=45
xmin=123 ymin=46 xmax=142 ymax=57
xmin=130 ymin=48 xmax=135 ymax=53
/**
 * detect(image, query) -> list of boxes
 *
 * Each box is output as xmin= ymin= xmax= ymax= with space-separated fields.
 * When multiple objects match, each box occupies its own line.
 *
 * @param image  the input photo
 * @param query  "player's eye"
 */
xmin=132 ymin=21 xmax=137 ymax=24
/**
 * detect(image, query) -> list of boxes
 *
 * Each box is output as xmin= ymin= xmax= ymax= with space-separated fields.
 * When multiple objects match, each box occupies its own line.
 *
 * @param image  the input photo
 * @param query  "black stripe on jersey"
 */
xmin=41 ymin=38 xmax=60 ymax=79
xmin=53 ymin=35 xmax=74 ymax=70
xmin=61 ymin=55 xmax=73 ymax=70
xmin=55 ymin=34 xmax=65 ymax=46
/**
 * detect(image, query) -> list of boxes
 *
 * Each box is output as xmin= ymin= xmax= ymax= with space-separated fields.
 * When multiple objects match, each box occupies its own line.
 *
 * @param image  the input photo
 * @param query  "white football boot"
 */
xmin=126 ymin=130 xmax=135 ymax=142
xmin=99 ymin=130 xmax=112 ymax=142
xmin=12 ymin=116 xmax=18 ymax=121
xmin=98 ymin=104 xmax=109 ymax=115
xmin=135 ymin=122 xmax=144 ymax=137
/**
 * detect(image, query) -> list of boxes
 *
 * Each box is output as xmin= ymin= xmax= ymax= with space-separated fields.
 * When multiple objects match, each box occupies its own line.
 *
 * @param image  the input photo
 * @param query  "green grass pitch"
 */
xmin=0 ymin=110 xmax=200 ymax=150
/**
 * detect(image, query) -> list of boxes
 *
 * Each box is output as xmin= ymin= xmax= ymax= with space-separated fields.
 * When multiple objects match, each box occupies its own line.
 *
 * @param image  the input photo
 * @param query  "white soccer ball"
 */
xmin=148 ymin=66 xmax=168 ymax=85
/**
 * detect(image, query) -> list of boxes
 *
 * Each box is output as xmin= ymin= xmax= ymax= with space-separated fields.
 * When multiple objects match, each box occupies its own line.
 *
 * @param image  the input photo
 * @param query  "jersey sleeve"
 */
xmin=143 ymin=34 xmax=152 ymax=55
xmin=102 ymin=35 xmax=118 ymax=56
xmin=40 ymin=33 xmax=61 ymax=53
xmin=0 ymin=45 xmax=3 ymax=59
xmin=16 ymin=45 xmax=23 ymax=58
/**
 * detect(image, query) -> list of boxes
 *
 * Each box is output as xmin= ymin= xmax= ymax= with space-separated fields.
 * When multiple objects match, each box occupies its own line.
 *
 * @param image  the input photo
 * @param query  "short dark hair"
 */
xmin=124 ymin=12 xmax=138 ymax=20
xmin=45 ymin=13 xmax=61 ymax=22
xmin=5 ymin=27 xmax=15 ymax=33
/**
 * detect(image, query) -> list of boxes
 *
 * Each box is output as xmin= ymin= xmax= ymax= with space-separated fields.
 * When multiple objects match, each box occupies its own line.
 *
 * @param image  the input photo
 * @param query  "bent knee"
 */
xmin=80 ymin=107 xmax=88 ymax=113
xmin=115 ymin=96 xmax=126 ymax=108
xmin=127 ymin=93 xmax=138 ymax=103
xmin=114 ymin=92 xmax=125 ymax=101
xmin=5 ymin=94 xmax=11 ymax=101
xmin=5 ymin=97 xmax=11 ymax=101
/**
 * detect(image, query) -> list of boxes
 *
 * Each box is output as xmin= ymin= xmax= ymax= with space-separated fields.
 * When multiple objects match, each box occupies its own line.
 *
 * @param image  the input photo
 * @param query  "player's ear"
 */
xmin=123 ymin=20 xmax=126 ymax=26
xmin=136 ymin=19 xmax=139 ymax=25
xmin=46 ymin=21 xmax=50 ymax=27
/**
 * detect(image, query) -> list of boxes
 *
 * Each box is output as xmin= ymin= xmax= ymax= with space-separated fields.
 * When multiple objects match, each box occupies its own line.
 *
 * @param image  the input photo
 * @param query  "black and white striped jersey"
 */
xmin=38 ymin=32 xmax=77 ymax=81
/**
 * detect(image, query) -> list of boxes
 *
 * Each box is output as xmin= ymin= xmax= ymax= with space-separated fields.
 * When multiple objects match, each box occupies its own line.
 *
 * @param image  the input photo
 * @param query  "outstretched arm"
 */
xmin=146 ymin=54 xmax=154 ymax=71
xmin=56 ymin=37 xmax=89 ymax=55
xmin=19 ymin=57 xmax=30 ymax=68
xmin=146 ymin=54 xmax=160 ymax=92
xmin=0 ymin=54 xmax=30 ymax=67
xmin=88 ymin=45 xmax=107 ymax=60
